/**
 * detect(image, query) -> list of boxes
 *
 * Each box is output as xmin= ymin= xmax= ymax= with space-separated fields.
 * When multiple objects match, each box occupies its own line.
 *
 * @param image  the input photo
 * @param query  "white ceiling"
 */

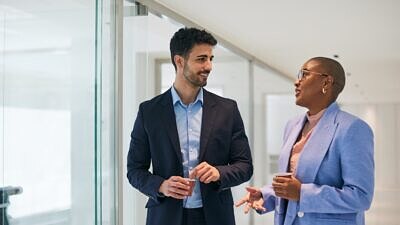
xmin=154 ymin=0 xmax=400 ymax=104
xmin=1 ymin=0 xmax=399 ymax=104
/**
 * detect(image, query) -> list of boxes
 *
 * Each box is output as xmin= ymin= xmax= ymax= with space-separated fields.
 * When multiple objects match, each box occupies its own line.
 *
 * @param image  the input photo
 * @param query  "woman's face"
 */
xmin=294 ymin=60 xmax=328 ymax=109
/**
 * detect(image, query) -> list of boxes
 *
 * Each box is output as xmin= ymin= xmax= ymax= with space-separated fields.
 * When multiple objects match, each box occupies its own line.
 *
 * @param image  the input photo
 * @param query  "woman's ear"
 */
xmin=326 ymin=76 xmax=334 ymax=87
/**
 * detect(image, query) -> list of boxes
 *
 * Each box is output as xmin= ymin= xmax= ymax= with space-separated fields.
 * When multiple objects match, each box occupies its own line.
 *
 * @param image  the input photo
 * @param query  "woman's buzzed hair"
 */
xmin=309 ymin=57 xmax=346 ymax=96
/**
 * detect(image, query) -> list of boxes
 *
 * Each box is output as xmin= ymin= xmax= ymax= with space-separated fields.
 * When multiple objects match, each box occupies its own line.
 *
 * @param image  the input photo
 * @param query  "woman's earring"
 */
xmin=322 ymin=87 xmax=327 ymax=94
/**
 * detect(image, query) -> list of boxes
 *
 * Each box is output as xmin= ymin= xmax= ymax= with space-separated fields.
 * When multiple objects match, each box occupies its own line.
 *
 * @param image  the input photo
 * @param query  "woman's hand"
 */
xmin=235 ymin=186 xmax=266 ymax=213
xmin=272 ymin=176 xmax=301 ymax=201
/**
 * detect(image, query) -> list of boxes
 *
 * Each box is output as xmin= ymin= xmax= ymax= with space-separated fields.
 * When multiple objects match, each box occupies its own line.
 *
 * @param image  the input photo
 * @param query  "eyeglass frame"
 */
xmin=297 ymin=69 xmax=329 ymax=80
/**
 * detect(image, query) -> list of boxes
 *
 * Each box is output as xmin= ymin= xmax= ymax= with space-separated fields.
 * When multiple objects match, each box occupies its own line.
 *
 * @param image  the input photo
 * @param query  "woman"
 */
xmin=236 ymin=57 xmax=374 ymax=225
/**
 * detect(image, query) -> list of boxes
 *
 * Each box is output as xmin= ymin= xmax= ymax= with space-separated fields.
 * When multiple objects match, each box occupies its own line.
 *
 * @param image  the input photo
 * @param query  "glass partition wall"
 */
xmin=0 ymin=0 xmax=117 ymax=225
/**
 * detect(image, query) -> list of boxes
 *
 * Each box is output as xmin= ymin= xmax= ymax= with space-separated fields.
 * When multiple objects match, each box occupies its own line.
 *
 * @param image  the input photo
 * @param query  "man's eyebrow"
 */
xmin=195 ymin=54 xmax=214 ymax=59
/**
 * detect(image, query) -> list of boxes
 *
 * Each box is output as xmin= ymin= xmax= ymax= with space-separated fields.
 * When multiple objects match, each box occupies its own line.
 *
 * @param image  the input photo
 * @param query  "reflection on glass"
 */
xmin=0 ymin=1 xmax=114 ymax=224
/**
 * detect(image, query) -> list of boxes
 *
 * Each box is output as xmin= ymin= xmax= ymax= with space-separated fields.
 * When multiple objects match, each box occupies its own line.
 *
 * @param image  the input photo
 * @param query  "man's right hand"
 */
xmin=158 ymin=176 xmax=191 ymax=199
xmin=235 ymin=186 xmax=266 ymax=213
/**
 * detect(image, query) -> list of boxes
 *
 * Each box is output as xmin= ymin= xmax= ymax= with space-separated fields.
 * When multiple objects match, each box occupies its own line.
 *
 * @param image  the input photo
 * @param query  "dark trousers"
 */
xmin=182 ymin=208 xmax=206 ymax=225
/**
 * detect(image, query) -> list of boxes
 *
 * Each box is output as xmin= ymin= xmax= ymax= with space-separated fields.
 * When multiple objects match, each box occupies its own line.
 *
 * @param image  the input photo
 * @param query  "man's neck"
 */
xmin=173 ymin=82 xmax=201 ymax=105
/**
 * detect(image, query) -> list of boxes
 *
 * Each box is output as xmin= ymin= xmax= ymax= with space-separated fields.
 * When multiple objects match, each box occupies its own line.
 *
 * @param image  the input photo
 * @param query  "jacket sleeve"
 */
xmin=299 ymin=119 xmax=374 ymax=213
xmin=215 ymin=101 xmax=253 ymax=190
xmin=259 ymin=185 xmax=277 ymax=214
xmin=126 ymin=103 xmax=165 ymax=202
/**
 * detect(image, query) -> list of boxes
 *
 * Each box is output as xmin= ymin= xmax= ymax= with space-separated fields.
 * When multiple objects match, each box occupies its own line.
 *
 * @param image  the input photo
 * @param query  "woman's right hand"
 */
xmin=235 ymin=186 xmax=266 ymax=213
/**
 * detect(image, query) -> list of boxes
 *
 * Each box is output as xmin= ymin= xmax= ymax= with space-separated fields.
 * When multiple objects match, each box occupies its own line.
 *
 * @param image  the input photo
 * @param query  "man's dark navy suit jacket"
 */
xmin=127 ymin=88 xmax=253 ymax=225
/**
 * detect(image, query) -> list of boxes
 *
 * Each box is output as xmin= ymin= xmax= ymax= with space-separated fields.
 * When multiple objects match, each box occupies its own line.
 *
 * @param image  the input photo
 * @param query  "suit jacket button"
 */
xmin=297 ymin=212 xmax=304 ymax=218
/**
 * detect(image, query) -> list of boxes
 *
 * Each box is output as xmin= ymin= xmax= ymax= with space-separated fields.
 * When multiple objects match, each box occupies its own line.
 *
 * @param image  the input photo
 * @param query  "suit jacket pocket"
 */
xmin=145 ymin=199 xmax=161 ymax=208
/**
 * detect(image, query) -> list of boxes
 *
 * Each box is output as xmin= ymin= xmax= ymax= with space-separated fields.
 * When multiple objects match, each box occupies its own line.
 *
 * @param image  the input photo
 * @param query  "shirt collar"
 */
xmin=306 ymin=108 xmax=326 ymax=127
xmin=171 ymin=85 xmax=204 ymax=106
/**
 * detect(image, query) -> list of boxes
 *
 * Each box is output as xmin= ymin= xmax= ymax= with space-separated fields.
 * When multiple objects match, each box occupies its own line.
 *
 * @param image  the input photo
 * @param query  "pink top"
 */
xmin=289 ymin=109 xmax=326 ymax=173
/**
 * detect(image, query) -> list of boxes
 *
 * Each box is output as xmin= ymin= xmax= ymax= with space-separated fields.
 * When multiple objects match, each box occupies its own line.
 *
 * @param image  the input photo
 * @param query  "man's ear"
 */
xmin=174 ymin=55 xmax=184 ymax=69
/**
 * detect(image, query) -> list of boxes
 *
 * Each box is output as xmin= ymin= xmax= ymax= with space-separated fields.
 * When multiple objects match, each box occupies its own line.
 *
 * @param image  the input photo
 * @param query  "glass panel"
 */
xmin=0 ymin=0 xmax=116 ymax=224
xmin=1 ymin=8 xmax=5 ymax=225
xmin=212 ymin=48 xmax=251 ymax=225
xmin=97 ymin=0 xmax=117 ymax=224
xmin=122 ymin=4 xmax=183 ymax=223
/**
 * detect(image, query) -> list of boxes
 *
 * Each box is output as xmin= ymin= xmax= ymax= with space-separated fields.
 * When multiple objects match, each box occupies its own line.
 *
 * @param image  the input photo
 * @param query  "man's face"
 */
xmin=182 ymin=44 xmax=214 ymax=87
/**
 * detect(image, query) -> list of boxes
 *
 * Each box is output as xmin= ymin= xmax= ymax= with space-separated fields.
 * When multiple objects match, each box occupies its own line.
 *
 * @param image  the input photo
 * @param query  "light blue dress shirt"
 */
xmin=171 ymin=86 xmax=203 ymax=208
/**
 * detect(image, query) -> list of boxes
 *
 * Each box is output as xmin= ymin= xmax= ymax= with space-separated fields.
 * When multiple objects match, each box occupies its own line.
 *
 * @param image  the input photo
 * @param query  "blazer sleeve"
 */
xmin=299 ymin=119 xmax=374 ymax=213
xmin=215 ymin=101 xmax=253 ymax=190
xmin=126 ymin=103 xmax=165 ymax=202
xmin=259 ymin=185 xmax=277 ymax=214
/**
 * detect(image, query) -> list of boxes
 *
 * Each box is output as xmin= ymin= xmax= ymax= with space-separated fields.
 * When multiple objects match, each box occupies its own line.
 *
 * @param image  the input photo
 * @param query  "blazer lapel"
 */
xmin=160 ymin=89 xmax=182 ymax=162
xmin=295 ymin=103 xmax=339 ymax=182
xmin=199 ymin=90 xmax=217 ymax=161
xmin=279 ymin=116 xmax=306 ymax=172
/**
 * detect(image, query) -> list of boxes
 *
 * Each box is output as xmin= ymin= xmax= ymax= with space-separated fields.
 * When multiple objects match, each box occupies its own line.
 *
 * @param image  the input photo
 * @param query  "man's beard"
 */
xmin=183 ymin=65 xmax=209 ymax=87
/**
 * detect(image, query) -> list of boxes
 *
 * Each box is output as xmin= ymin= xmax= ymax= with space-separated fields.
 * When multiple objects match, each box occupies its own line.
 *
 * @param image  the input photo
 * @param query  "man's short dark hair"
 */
xmin=170 ymin=27 xmax=217 ymax=71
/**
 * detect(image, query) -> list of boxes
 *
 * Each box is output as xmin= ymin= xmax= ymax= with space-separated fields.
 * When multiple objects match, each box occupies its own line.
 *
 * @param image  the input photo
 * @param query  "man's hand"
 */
xmin=190 ymin=162 xmax=220 ymax=183
xmin=272 ymin=175 xmax=301 ymax=201
xmin=158 ymin=176 xmax=191 ymax=199
xmin=235 ymin=186 xmax=266 ymax=213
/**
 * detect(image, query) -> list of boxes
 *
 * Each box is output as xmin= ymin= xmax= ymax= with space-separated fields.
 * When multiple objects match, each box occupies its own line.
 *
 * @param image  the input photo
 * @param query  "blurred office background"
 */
xmin=0 ymin=0 xmax=399 ymax=224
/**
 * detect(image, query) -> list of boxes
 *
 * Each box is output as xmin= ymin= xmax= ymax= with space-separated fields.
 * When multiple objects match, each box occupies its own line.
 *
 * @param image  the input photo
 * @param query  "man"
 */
xmin=127 ymin=27 xmax=253 ymax=225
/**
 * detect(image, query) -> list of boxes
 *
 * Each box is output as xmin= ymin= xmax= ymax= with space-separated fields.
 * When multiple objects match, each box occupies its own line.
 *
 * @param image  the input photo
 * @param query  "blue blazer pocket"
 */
xmin=315 ymin=213 xmax=356 ymax=224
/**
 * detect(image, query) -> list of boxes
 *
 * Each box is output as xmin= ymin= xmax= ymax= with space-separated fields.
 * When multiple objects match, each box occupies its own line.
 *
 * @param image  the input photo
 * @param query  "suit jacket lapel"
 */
xmin=160 ymin=89 xmax=182 ymax=162
xmin=279 ymin=116 xmax=306 ymax=172
xmin=199 ymin=90 xmax=217 ymax=161
xmin=295 ymin=103 xmax=339 ymax=182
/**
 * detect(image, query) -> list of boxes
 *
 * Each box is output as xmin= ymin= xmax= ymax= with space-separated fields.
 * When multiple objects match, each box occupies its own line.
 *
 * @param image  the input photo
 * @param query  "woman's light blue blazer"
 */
xmin=260 ymin=102 xmax=374 ymax=225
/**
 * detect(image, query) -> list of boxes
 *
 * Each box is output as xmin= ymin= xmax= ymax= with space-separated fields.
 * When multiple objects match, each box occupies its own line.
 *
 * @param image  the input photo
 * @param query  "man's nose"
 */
xmin=204 ymin=59 xmax=212 ymax=71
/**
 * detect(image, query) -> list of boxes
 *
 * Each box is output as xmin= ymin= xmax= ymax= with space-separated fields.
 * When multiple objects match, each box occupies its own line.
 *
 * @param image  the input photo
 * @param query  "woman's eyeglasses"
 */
xmin=297 ymin=69 xmax=329 ymax=80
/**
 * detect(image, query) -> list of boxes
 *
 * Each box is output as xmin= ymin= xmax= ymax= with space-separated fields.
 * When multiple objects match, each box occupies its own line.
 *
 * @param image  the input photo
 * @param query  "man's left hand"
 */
xmin=190 ymin=162 xmax=220 ymax=183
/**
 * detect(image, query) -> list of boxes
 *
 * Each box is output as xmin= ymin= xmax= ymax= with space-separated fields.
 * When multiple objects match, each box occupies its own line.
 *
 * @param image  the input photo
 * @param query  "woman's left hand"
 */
xmin=272 ymin=175 xmax=301 ymax=201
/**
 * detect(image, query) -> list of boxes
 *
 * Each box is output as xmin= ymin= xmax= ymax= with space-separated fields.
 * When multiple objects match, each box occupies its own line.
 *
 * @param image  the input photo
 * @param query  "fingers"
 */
xmin=246 ymin=186 xmax=260 ymax=194
xmin=253 ymin=202 xmax=267 ymax=212
xmin=163 ymin=176 xmax=192 ymax=199
xmin=235 ymin=187 xmax=266 ymax=214
xmin=273 ymin=177 xmax=291 ymax=188
xmin=189 ymin=168 xmax=197 ymax=179
xmin=242 ymin=200 xmax=266 ymax=213
xmin=244 ymin=203 xmax=251 ymax=214
xmin=193 ymin=162 xmax=220 ymax=183
xmin=199 ymin=170 xmax=216 ymax=183
xmin=272 ymin=176 xmax=301 ymax=201
xmin=235 ymin=196 xmax=249 ymax=207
